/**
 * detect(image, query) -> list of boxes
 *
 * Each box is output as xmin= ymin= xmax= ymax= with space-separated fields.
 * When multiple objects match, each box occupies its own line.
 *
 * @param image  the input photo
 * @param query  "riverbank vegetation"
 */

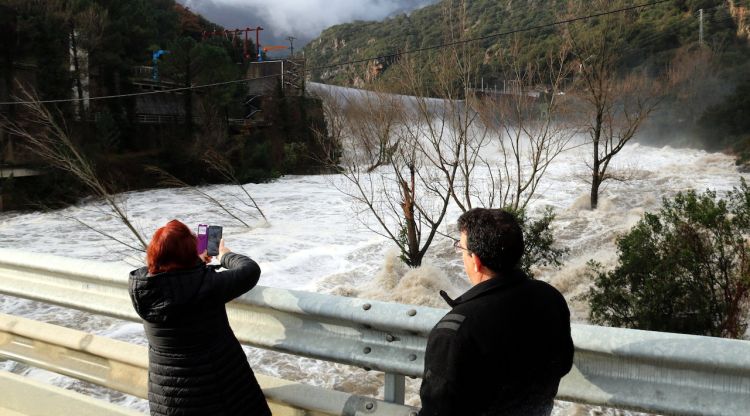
xmin=585 ymin=181 xmax=750 ymax=339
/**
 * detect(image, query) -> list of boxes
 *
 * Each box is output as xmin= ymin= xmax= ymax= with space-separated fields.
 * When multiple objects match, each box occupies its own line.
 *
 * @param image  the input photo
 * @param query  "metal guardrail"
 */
xmin=0 ymin=370 xmax=142 ymax=416
xmin=0 ymin=313 xmax=418 ymax=416
xmin=0 ymin=248 xmax=749 ymax=415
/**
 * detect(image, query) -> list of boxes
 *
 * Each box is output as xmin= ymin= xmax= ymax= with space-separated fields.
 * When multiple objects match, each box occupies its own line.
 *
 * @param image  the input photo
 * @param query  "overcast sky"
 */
xmin=178 ymin=0 xmax=436 ymax=52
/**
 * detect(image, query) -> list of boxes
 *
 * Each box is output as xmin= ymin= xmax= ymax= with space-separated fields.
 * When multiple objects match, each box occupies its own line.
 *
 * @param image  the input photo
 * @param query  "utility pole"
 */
xmin=699 ymin=8 xmax=704 ymax=46
xmin=287 ymin=36 xmax=296 ymax=57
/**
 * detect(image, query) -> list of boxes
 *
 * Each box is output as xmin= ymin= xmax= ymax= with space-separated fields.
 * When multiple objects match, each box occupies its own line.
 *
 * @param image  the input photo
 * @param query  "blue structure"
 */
xmin=152 ymin=49 xmax=169 ymax=81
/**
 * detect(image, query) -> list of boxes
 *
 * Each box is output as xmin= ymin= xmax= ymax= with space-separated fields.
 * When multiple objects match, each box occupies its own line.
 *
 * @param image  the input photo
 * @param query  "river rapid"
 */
xmin=0 ymin=87 xmax=744 ymax=414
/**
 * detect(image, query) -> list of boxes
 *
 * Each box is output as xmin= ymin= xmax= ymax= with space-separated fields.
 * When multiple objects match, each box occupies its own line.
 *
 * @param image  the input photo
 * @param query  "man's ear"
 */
xmin=471 ymin=252 xmax=483 ymax=273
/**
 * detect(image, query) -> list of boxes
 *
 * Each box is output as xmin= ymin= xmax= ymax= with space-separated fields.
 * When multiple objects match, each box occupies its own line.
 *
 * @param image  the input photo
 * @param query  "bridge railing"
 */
xmin=0 ymin=248 xmax=748 ymax=415
xmin=0 ymin=312 xmax=417 ymax=415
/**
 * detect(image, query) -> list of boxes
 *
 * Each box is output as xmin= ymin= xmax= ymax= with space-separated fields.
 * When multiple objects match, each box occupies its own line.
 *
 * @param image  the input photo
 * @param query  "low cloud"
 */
xmin=180 ymin=0 xmax=435 ymax=46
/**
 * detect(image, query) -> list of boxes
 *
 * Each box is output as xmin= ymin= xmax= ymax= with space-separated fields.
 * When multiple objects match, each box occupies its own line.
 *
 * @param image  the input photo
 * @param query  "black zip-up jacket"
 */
xmin=419 ymin=270 xmax=574 ymax=416
xmin=129 ymin=253 xmax=271 ymax=416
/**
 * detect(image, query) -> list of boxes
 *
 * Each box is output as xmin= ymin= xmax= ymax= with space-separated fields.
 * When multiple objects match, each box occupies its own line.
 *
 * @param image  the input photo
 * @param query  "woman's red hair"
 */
xmin=147 ymin=220 xmax=200 ymax=275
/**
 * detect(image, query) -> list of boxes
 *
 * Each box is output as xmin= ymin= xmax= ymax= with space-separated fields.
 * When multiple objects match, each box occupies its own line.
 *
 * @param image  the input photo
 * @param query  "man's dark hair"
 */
xmin=457 ymin=208 xmax=524 ymax=274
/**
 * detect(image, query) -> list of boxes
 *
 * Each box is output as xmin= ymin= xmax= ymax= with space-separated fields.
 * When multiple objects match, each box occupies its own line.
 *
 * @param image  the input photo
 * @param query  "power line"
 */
xmin=0 ymin=74 xmax=283 ymax=106
xmin=307 ymin=0 xmax=672 ymax=72
xmin=0 ymin=0 xmax=671 ymax=106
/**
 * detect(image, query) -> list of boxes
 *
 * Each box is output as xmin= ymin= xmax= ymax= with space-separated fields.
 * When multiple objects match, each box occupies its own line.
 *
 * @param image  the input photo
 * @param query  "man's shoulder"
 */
xmin=434 ymin=310 xmax=469 ymax=333
xmin=433 ymin=299 xmax=496 ymax=335
xmin=458 ymin=278 xmax=567 ymax=316
xmin=523 ymin=278 xmax=567 ymax=301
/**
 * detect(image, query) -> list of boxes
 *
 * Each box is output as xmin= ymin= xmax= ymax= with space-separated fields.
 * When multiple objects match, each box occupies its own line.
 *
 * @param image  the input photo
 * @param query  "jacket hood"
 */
xmin=128 ymin=264 xmax=211 ymax=323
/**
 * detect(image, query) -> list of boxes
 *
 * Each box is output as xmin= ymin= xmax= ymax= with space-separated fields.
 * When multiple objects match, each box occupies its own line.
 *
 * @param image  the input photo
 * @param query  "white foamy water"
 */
xmin=0 ymin=97 xmax=744 ymax=414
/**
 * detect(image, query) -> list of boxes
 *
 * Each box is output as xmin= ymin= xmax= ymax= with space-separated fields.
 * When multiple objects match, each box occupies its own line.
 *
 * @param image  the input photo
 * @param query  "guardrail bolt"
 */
xmin=407 ymin=309 xmax=417 ymax=316
xmin=365 ymin=402 xmax=374 ymax=410
xmin=408 ymin=354 xmax=417 ymax=361
xmin=385 ymin=333 xmax=395 ymax=342
xmin=363 ymin=347 xmax=372 ymax=354
xmin=363 ymin=303 xmax=372 ymax=311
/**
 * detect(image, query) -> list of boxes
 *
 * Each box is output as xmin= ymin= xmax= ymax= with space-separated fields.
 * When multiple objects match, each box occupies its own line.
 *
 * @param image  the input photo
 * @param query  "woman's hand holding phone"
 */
xmin=199 ymin=250 xmax=212 ymax=264
xmin=217 ymin=239 xmax=231 ymax=263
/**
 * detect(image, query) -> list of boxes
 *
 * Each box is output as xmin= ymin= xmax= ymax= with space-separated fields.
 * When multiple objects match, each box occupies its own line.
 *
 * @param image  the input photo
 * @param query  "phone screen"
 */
xmin=207 ymin=225 xmax=223 ymax=256
xmin=197 ymin=224 xmax=208 ymax=254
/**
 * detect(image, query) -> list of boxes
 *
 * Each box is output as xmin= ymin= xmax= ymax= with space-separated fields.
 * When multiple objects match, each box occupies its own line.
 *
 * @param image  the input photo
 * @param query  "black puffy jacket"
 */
xmin=419 ymin=270 xmax=574 ymax=416
xmin=129 ymin=253 xmax=271 ymax=416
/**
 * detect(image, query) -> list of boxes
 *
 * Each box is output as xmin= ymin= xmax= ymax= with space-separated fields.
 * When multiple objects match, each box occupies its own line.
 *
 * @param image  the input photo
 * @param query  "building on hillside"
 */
xmin=246 ymin=59 xmax=306 ymax=97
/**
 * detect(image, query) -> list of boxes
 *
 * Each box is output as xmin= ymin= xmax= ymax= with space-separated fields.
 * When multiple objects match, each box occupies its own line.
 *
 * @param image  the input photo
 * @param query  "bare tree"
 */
xmin=344 ymin=89 xmax=403 ymax=172
xmin=312 ymin=0 xmax=495 ymax=266
xmin=397 ymin=41 xmax=485 ymax=215
xmin=2 ymin=85 xmax=147 ymax=251
xmin=321 ymin=0 xmax=484 ymax=267
xmin=565 ymin=2 xmax=661 ymax=209
xmin=314 ymin=82 xmax=451 ymax=268
xmin=314 ymin=0 xmax=573 ymax=267
xmin=473 ymin=35 xmax=575 ymax=211
xmin=388 ymin=0 xmax=494 ymax=220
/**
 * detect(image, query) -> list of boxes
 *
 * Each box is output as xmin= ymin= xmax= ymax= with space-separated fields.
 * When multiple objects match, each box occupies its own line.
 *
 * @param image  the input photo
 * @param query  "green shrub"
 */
xmin=585 ymin=181 xmax=750 ymax=338
xmin=511 ymin=207 xmax=568 ymax=279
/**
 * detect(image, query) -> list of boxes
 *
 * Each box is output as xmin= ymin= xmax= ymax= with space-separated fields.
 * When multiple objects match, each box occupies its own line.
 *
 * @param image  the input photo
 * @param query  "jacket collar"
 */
xmin=441 ymin=269 xmax=528 ymax=307
xmin=129 ymin=261 xmax=206 ymax=281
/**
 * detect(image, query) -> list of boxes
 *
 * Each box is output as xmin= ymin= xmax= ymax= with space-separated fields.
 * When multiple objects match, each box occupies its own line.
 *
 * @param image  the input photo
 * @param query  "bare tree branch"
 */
xmin=564 ymin=1 xmax=662 ymax=209
xmin=3 ymin=83 xmax=147 ymax=251
xmin=204 ymin=149 xmax=268 ymax=222
xmin=145 ymin=166 xmax=251 ymax=227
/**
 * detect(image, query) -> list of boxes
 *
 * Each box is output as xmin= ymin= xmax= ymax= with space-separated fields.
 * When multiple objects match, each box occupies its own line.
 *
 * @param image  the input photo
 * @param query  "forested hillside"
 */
xmin=304 ymin=0 xmax=750 ymax=154
xmin=306 ymin=0 xmax=748 ymax=85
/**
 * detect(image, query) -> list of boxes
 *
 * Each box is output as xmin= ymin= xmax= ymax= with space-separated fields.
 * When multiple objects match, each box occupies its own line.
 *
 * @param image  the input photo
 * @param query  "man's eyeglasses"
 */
xmin=453 ymin=240 xmax=470 ymax=254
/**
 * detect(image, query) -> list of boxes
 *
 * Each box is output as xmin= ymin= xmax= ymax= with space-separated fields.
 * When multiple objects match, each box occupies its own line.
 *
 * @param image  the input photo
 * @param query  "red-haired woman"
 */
xmin=128 ymin=220 xmax=270 ymax=416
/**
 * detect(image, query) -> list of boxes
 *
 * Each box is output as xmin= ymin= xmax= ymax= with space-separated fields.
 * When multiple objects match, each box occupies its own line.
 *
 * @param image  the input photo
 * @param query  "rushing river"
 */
xmin=0 ymin=87 xmax=745 ymax=414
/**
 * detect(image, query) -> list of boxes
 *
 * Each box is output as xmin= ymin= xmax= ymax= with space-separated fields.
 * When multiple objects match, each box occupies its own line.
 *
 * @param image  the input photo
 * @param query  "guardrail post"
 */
xmin=384 ymin=373 xmax=405 ymax=404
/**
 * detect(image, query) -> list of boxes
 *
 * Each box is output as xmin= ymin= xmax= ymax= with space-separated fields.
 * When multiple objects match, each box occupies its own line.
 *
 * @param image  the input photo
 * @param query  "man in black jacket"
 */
xmin=419 ymin=208 xmax=574 ymax=416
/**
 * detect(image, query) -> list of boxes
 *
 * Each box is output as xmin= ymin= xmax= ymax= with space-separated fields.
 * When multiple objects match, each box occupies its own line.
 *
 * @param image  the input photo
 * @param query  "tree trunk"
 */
xmin=69 ymin=24 xmax=85 ymax=118
xmin=591 ymin=169 xmax=601 ymax=210
xmin=590 ymin=110 xmax=603 ymax=210
xmin=401 ymin=165 xmax=421 ymax=267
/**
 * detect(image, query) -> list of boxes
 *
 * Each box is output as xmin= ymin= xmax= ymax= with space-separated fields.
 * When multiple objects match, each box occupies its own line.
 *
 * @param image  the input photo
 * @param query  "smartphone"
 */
xmin=207 ymin=225 xmax=223 ymax=257
xmin=196 ymin=224 xmax=208 ymax=254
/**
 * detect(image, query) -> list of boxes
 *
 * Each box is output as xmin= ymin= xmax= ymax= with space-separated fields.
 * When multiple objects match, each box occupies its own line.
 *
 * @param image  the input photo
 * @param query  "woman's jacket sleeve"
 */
xmin=207 ymin=252 xmax=261 ymax=303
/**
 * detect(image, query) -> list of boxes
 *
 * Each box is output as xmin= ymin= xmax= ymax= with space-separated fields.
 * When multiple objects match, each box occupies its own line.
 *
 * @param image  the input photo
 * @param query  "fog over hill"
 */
xmin=177 ymin=0 xmax=437 ymax=53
